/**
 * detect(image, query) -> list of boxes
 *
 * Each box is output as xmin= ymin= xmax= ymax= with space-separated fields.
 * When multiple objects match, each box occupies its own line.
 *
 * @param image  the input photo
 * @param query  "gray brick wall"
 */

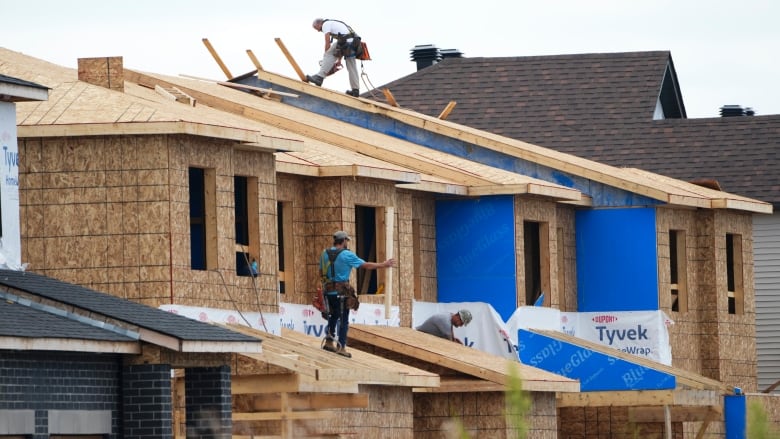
xmin=122 ymin=363 xmax=173 ymax=439
xmin=0 ymin=351 xmax=121 ymax=439
xmin=185 ymin=366 xmax=232 ymax=439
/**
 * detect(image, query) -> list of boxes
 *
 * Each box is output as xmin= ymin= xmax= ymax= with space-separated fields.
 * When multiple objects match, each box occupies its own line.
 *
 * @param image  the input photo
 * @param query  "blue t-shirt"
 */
xmin=320 ymin=247 xmax=365 ymax=282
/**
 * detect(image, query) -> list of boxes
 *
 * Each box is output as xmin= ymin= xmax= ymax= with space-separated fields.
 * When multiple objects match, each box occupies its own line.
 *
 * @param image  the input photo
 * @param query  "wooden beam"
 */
xmin=695 ymin=408 xmax=719 ymax=439
xmin=233 ymin=410 xmax=334 ymax=421
xmin=240 ymin=392 xmax=369 ymax=410
xmin=232 ymin=374 xmax=301 ymax=394
xmin=628 ymin=406 xmax=722 ymax=423
xmin=246 ymin=49 xmax=263 ymax=71
xmin=438 ymin=101 xmax=457 ymax=119
xmin=384 ymin=207 xmax=395 ymax=319
xmin=558 ymin=389 xmax=721 ymax=408
xmin=217 ymin=80 xmax=299 ymax=99
xmin=413 ymin=377 xmax=505 ymax=393
xmin=201 ymin=38 xmax=233 ymax=79
xmin=382 ymin=88 xmax=398 ymax=107
xmin=177 ymin=74 xmax=299 ymax=99
xmin=274 ymin=38 xmax=307 ymax=81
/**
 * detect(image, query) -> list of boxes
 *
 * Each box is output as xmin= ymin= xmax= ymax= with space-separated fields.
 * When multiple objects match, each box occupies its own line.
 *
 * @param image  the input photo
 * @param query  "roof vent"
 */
xmin=439 ymin=49 xmax=464 ymax=59
xmin=410 ymin=44 xmax=441 ymax=71
xmin=719 ymin=105 xmax=755 ymax=117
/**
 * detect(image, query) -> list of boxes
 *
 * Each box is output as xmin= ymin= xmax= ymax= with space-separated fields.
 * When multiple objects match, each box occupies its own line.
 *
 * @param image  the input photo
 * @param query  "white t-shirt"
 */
xmin=322 ymin=20 xmax=353 ymax=42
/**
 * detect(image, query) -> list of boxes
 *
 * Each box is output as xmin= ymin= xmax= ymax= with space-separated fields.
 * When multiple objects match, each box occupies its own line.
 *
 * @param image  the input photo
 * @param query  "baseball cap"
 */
xmin=458 ymin=309 xmax=472 ymax=326
xmin=333 ymin=230 xmax=350 ymax=241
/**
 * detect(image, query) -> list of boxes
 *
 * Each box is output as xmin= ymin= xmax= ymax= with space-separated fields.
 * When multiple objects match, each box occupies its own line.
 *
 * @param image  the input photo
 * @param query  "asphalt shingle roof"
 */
xmin=0 ymin=269 xmax=257 ymax=342
xmin=0 ymin=300 xmax=134 ymax=341
xmin=373 ymin=51 xmax=780 ymax=206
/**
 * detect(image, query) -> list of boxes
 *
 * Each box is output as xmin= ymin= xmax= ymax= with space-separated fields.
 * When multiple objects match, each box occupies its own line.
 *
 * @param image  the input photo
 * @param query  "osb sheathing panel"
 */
xmin=413 ymin=392 xmax=556 ymax=439
xmin=239 ymin=385 xmax=414 ymax=438
xmin=19 ymin=133 xmax=279 ymax=312
xmin=411 ymin=191 xmax=438 ymax=305
xmin=276 ymin=174 xmax=309 ymax=303
xmin=657 ymin=208 xmax=757 ymax=392
xmin=296 ymin=177 xmax=401 ymax=306
xmin=559 ymin=406 xmax=688 ymax=439
xmin=556 ymin=206 xmax=578 ymax=312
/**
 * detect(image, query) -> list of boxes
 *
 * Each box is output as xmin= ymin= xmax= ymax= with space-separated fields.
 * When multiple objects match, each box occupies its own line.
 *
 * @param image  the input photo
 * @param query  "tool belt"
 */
xmin=323 ymin=281 xmax=359 ymax=311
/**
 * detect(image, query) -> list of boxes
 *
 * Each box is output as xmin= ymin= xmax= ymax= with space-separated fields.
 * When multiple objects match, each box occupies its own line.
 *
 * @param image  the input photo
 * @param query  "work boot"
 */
xmin=306 ymin=74 xmax=323 ymax=86
xmin=322 ymin=336 xmax=336 ymax=352
xmin=335 ymin=344 xmax=352 ymax=358
xmin=346 ymin=89 xmax=359 ymax=97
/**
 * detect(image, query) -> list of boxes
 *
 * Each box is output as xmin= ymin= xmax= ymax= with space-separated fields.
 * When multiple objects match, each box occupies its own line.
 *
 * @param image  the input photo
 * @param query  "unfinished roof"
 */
xmin=348 ymin=324 xmax=579 ymax=393
xmin=0 ymin=47 xmax=300 ymax=152
xmin=241 ymin=65 xmax=770 ymax=213
xmin=121 ymin=68 xmax=582 ymax=201
xmin=227 ymin=324 xmax=439 ymax=392
xmin=370 ymin=51 xmax=780 ymax=208
xmin=0 ymin=269 xmax=261 ymax=353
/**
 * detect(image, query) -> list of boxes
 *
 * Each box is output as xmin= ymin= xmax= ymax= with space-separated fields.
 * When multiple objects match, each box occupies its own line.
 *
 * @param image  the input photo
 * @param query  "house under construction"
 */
xmin=1 ymin=43 xmax=778 ymax=438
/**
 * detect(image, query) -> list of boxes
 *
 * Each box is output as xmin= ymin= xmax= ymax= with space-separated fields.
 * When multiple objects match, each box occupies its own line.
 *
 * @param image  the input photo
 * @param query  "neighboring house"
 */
xmin=368 ymin=48 xmax=780 ymax=393
xmin=0 ymin=268 xmax=262 ymax=438
xmin=2 ymin=44 xmax=775 ymax=437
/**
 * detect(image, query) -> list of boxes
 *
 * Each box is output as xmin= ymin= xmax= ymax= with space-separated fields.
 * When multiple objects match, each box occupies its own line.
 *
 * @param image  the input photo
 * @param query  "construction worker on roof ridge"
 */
xmin=306 ymin=18 xmax=363 ymax=97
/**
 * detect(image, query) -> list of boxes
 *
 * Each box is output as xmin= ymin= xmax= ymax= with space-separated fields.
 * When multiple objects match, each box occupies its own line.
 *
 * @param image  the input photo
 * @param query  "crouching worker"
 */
xmin=416 ymin=309 xmax=472 ymax=344
xmin=320 ymin=230 xmax=395 ymax=357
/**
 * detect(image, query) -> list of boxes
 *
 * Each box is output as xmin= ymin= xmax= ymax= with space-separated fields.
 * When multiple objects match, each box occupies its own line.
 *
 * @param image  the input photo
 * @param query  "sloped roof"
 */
xmin=374 ymin=51 xmax=679 ymax=133
xmin=240 ymin=66 xmax=770 ymax=213
xmin=0 ymin=269 xmax=261 ymax=352
xmin=0 ymin=47 xmax=301 ymax=151
xmin=0 ymin=300 xmax=134 ymax=341
xmin=370 ymin=51 xmax=780 ymax=207
xmin=122 ymin=69 xmax=582 ymax=200
xmin=348 ymin=324 xmax=579 ymax=393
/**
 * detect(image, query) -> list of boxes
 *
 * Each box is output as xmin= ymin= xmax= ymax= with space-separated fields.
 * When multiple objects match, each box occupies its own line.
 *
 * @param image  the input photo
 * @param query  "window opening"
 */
xmin=189 ymin=167 xmax=216 ymax=271
xmin=726 ymin=233 xmax=744 ymax=315
xmin=277 ymin=201 xmax=294 ymax=294
xmin=670 ymin=230 xmax=688 ymax=313
xmin=355 ymin=205 xmax=379 ymax=294
xmin=524 ymin=221 xmax=550 ymax=306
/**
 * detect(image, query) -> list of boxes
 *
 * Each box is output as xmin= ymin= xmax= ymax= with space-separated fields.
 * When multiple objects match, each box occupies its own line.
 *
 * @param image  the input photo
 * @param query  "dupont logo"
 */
xmin=592 ymin=315 xmax=618 ymax=324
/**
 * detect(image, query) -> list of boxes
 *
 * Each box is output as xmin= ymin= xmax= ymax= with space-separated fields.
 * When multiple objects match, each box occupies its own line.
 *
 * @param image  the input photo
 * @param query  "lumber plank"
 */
xmin=438 ymin=101 xmax=457 ymax=120
xmin=240 ymin=393 xmax=369 ymax=410
xmin=557 ymin=389 xmax=721 ymax=408
xmin=274 ymin=38 xmax=307 ymax=81
xmin=628 ymin=405 xmax=722 ymax=423
xmin=246 ymin=49 xmax=263 ymax=71
xmin=233 ymin=410 xmax=334 ymax=421
xmin=201 ymin=38 xmax=233 ymax=79
xmin=232 ymin=374 xmax=300 ymax=394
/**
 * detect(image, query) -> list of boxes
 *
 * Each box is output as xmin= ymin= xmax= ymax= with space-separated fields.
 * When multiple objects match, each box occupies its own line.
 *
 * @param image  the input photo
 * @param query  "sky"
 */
xmin=2 ymin=0 xmax=779 ymax=118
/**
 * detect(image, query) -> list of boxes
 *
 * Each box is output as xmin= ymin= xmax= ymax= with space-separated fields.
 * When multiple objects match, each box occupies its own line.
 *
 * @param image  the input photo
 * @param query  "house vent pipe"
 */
xmin=410 ymin=44 xmax=442 ymax=70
